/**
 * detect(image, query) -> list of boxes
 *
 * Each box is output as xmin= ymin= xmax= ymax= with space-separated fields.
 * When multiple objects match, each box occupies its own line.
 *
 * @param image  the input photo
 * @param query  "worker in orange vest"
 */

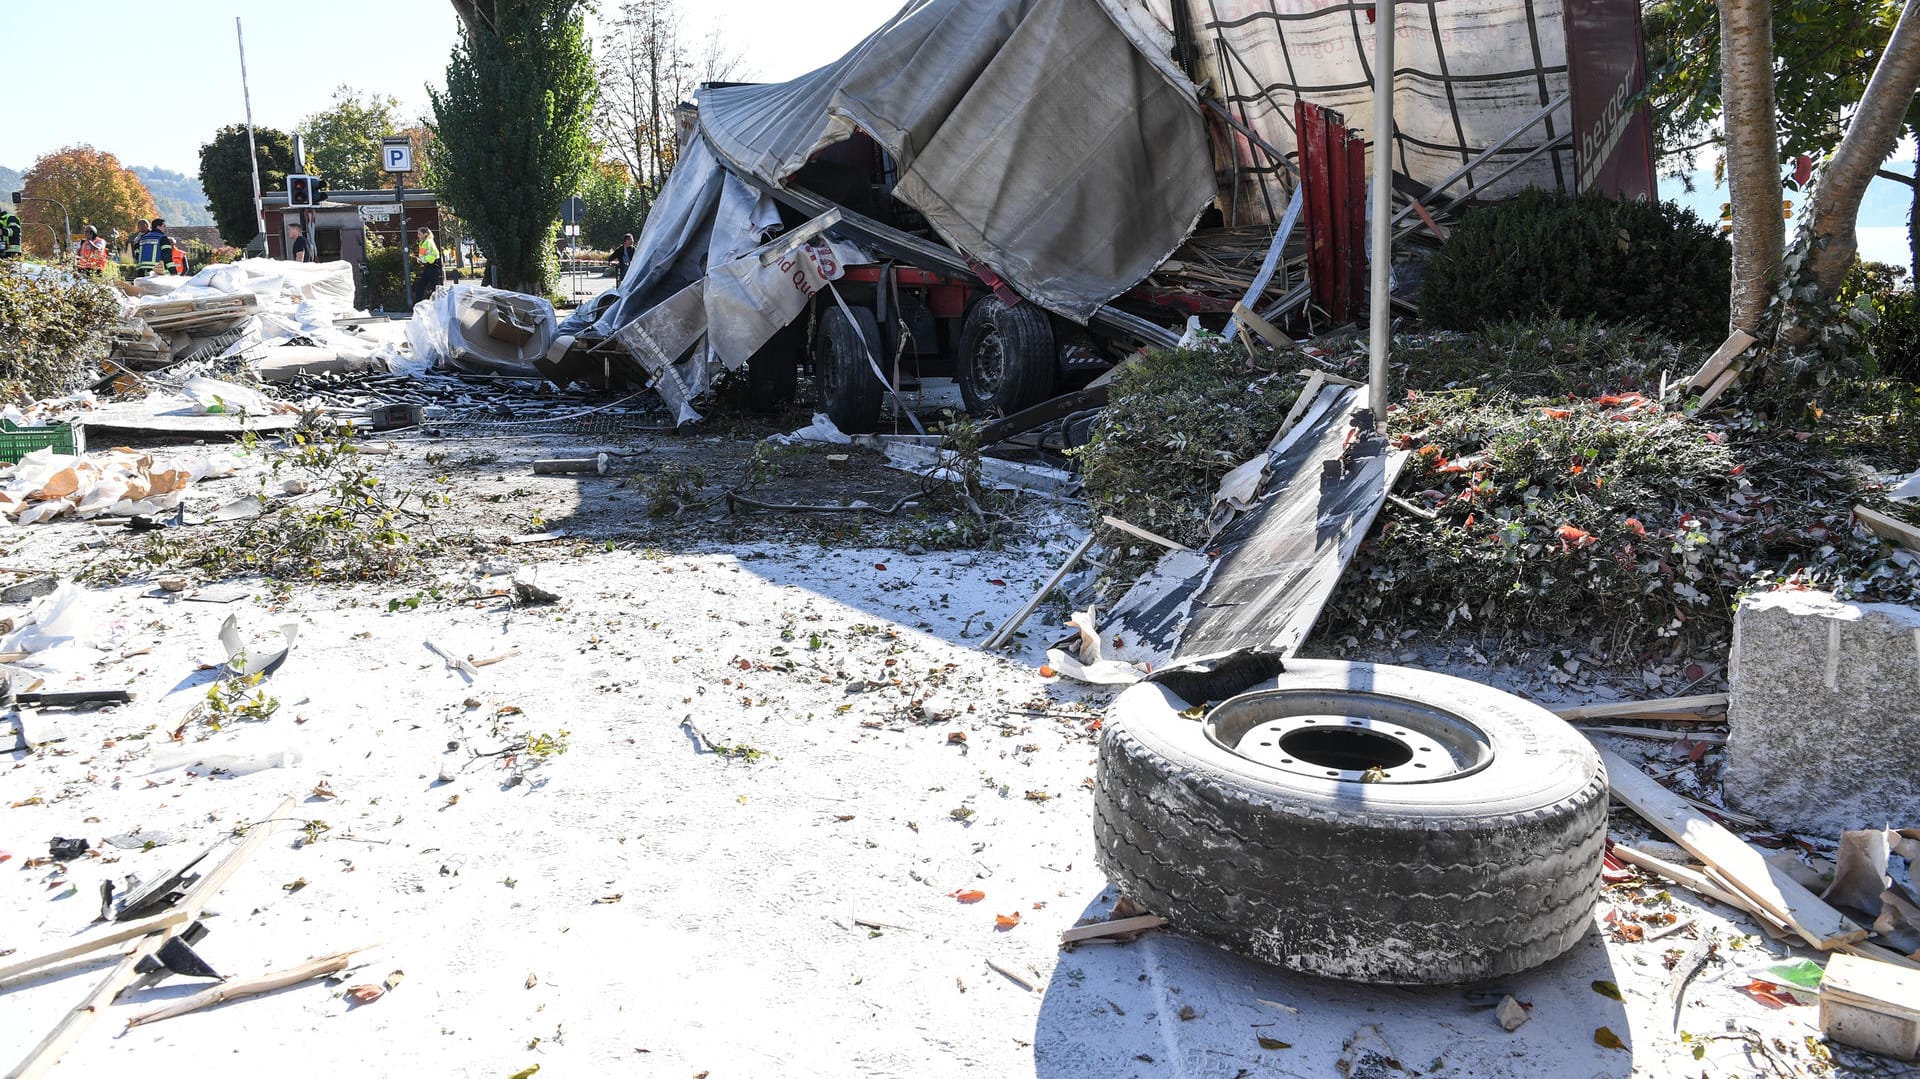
xmin=171 ymin=242 xmax=188 ymax=276
xmin=74 ymin=226 xmax=110 ymax=276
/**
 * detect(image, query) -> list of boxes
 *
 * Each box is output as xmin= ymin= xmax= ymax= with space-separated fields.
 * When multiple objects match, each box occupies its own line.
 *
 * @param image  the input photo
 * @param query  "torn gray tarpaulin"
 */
xmin=219 ymin=614 xmax=298 ymax=677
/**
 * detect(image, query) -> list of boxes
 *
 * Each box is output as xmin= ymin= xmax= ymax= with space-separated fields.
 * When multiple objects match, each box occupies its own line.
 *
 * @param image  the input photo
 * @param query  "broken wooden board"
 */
xmin=1821 ymin=953 xmax=1920 ymax=1061
xmin=1687 ymin=329 xmax=1759 ymax=390
xmin=1553 ymin=693 xmax=1728 ymax=721
xmin=1856 ymin=505 xmax=1920 ymax=553
xmin=1600 ymin=747 xmax=1867 ymax=950
xmin=1060 ymin=914 xmax=1168 ymax=944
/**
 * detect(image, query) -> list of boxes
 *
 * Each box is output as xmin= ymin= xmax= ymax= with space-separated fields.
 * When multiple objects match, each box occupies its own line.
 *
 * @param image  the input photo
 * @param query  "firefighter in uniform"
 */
xmin=133 ymin=217 xmax=177 ymax=277
xmin=413 ymin=226 xmax=443 ymax=302
xmin=0 ymin=207 xmax=21 ymax=260
xmin=75 ymin=225 xmax=109 ymax=276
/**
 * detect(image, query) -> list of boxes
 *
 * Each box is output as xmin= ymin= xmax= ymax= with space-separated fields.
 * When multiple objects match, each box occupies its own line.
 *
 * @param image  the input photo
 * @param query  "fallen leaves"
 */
xmin=310 ymin=782 xmax=336 ymax=800
xmin=1590 ymin=979 xmax=1623 ymax=1001
xmin=994 ymin=912 xmax=1021 ymax=929
xmin=1256 ymin=1035 xmax=1292 ymax=1050
xmin=594 ymin=893 xmax=624 ymax=904
xmin=950 ymin=889 xmax=985 ymax=903
xmin=1742 ymin=980 xmax=1802 ymax=1008
xmin=1594 ymin=1026 xmax=1626 ymax=1050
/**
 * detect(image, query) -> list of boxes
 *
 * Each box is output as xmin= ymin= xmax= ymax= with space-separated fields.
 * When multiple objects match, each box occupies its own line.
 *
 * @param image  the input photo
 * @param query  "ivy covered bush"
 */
xmin=1072 ymin=342 xmax=1304 ymax=573
xmin=1419 ymin=189 xmax=1731 ymax=343
xmin=0 ymin=261 xmax=120 ymax=403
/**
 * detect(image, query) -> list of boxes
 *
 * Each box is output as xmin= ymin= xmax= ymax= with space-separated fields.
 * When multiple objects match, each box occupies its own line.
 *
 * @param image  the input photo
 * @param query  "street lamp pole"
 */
xmin=15 ymin=195 xmax=71 ymax=257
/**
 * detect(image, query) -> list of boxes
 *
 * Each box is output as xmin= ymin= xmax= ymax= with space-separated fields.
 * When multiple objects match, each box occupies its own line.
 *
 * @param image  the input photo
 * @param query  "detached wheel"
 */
xmin=814 ymin=304 xmax=885 ymax=433
xmin=1094 ymin=659 xmax=1606 ymax=985
xmin=958 ymin=297 xmax=1055 ymax=416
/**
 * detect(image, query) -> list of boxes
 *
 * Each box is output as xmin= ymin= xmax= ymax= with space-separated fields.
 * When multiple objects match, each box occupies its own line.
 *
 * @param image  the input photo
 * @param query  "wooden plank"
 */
xmin=1230 ymin=302 xmax=1299 ymax=353
xmin=5 ymin=795 xmax=295 ymax=1079
xmin=1060 ymin=914 xmax=1169 ymax=944
xmin=1552 ymin=694 xmax=1728 ymax=721
xmin=1100 ymin=515 xmax=1192 ymax=553
xmin=1687 ymin=329 xmax=1759 ymax=390
xmin=1856 ymin=505 xmax=1920 ymax=553
xmin=1694 ymin=366 xmax=1742 ymax=411
xmin=126 ymin=946 xmax=373 ymax=1028
xmin=1599 ymin=748 xmax=1867 ymax=950
xmin=1579 ymin=725 xmax=1726 ymax=744
xmin=0 ymin=909 xmax=192 ymax=984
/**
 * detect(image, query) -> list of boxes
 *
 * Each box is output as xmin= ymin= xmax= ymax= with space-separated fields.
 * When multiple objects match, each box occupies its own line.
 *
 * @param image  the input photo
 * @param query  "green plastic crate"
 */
xmin=0 ymin=420 xmax=84 ymax=464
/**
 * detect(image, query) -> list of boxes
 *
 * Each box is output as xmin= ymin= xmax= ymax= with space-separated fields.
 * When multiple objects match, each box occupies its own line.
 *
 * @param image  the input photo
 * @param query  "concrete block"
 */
xmin=1725 ymin=590 xmax=1920 ymax=836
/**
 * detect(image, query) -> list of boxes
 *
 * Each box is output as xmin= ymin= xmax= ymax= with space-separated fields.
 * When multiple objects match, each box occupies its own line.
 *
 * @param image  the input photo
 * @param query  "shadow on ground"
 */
xmin=1032 ymin=889 xmax=1631 ymax=1079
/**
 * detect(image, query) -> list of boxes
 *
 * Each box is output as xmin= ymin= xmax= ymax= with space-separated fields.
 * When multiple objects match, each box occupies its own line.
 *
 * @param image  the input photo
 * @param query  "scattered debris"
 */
xmin=1495 ymin=995 xmax=1529 ymax=1032
xmin=1821 ymin=953 xmax=1920 ymax=1060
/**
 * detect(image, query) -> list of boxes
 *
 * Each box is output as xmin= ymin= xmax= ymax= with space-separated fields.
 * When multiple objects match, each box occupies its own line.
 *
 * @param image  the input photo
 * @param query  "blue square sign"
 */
xmin=383 ymin=143 xmax=413 ymax=173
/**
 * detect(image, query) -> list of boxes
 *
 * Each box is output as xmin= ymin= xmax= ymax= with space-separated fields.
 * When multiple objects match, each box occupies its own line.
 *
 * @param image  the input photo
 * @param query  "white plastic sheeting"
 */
xmin=406 ymin=285 xmax=558 ymax=378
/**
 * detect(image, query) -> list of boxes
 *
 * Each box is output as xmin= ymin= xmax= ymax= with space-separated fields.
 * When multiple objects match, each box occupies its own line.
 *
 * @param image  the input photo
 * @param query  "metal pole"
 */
xmin=398 ymin=173 xmax=413 ymax=311
xmin=1367 ymin=0 xmax=1396 ymax=408
xmin=236 ymin=18 xmax=266 ymax=244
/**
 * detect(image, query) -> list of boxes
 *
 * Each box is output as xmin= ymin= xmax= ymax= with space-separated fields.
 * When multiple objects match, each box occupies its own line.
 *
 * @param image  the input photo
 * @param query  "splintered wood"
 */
xmin=1599 ymin=748 xmax=1866 ymax=950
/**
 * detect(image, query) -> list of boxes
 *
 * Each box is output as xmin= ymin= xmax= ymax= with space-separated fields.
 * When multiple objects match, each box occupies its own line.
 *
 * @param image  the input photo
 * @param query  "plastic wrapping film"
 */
xmin=405 ymin=284 xmax=558 ymax=378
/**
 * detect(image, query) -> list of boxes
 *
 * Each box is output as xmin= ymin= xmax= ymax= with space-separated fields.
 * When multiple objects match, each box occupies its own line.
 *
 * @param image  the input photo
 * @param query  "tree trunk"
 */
xmin=1910 ymin=132 xmax=1918 ymax=282
xmin=1720 ymin=0 xmax=1786 ymax=335
xmin=1796 ymin=1 xmax=1920 ymax=302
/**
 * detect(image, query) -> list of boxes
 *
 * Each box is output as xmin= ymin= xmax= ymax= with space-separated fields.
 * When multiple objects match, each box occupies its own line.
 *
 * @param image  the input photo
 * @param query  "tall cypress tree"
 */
xmin=430 ymin=1 xmax=596 ymax=295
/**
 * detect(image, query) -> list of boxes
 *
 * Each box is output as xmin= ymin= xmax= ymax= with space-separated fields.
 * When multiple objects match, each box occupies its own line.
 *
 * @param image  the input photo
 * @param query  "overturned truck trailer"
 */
xmin=545 ymin=0 xmax=1654 ymax=428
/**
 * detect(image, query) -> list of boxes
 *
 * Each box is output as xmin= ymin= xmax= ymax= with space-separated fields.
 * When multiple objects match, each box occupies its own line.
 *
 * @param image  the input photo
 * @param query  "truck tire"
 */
xmin=957 ymin=297 xmax=1055 ymax=416
xmin=1093 ymin=659 xmax=1606 ymax=985
xmin=814 ymin=304 xmax=885 ymax=433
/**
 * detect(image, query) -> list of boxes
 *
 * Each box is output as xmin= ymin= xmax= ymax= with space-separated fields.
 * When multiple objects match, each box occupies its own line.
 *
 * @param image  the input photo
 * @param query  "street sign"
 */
xmin=382 ymin=137 xmax=414 ymax=174
xmin=561 ymin=196 xmax=586 ymax=225
xmin=359 ymin=204 xmax=402 ymax=221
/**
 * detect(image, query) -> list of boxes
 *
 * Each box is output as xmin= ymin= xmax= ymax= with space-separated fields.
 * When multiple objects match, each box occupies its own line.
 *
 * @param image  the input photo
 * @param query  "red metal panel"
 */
xmin=1297 ymin=99 xmax=1369 ymax=324
xmin=1565 ymin=0 xmax=1657 ymax=199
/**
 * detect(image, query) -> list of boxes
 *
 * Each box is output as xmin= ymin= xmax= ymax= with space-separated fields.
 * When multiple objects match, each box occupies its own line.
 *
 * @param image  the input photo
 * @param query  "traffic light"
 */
xmin=288 ymin=174 xmax=313 ymax=208
xmin=311 ymin=176 xmax=328 ymax=206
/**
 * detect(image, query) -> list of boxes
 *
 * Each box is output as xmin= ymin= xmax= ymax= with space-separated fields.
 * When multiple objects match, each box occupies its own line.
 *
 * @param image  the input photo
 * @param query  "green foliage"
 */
xmin=1867 ymin=290 xmax=1920 ymax=383
xmin=99 ymin=426 xmax=454 ymax=584
xmin=1644 ymin=0 xmax=1909 ymax=174
xmin=1420 ymin=189 xmax=1731 ymax=343
xmin=431 ymin=1 xmax=597 ymax=296
xmin=1392 ymin=315 xmax=1684 ymax=395
xmin=299 ymin=85 xmax=401 ymax=191
xmin=1320 ymin=327 xmax=1920 ymax=661
xmin=0 ymin=261 xmax=119 ymax=403
xmin=204 ymin=674 xmax=281 ymax=729
xmin=1072 ymin=341 xmax=1305 ymax=573
xmin=198 ymin=125 xmax=296 ymax=247
xmin=634 ymin=462 xmax=708 ymax=516
xmin=581 ymin=163 xmax=650 ymax=250
xmin=362 ymin=235 xmax=407 ymax=311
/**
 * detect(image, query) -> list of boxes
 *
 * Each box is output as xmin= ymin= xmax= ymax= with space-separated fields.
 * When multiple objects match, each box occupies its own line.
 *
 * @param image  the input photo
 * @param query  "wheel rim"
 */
xmin=971 ymin=325 xmax=1007 ymax=396
xmin=1204 ymin=688 xmax=1493 ymax=784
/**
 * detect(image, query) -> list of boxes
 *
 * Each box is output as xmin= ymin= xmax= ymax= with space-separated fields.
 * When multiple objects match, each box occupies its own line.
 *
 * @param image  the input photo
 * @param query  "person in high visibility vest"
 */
xmin=75 ymin=225 xmax=109 ymax=276
xmin=413 ymin=226 xmax=443 ymax=303
xmin=133 ymin=217 xmax=177 ymax=277
xmin=0 ymin=208 xmax=21 ymax=260
xmin=171 ymin=243 xmax=188 ymax=276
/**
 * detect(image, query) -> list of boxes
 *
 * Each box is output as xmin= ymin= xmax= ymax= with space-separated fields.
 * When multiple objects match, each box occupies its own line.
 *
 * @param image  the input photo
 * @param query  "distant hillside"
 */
xmin=129 ymin=166 xmax=214 ymax=226
xmin=0 ymin=167 xmax=21 ymax=201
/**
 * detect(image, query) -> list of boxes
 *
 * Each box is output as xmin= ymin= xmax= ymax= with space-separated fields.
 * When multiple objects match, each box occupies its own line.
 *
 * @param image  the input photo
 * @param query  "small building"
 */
xmin=260 ymin=188 xmax=441 ymax=291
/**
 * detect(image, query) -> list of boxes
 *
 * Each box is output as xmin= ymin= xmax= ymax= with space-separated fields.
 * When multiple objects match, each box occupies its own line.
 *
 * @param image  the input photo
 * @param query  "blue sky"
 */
xmin=1 ymin=0 xmax=1909 ymax=267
